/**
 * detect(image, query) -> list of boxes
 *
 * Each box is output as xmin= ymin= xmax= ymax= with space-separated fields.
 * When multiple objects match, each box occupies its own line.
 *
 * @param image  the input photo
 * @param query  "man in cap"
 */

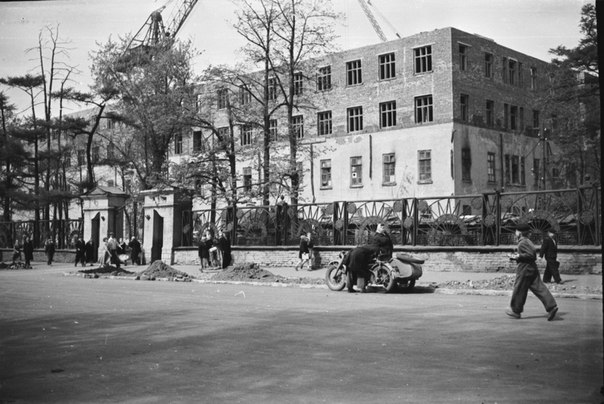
xmin=540 ymin=226 xmax=563 ymax=284
xmin=506 ymin=223 xmax=558 ymax=321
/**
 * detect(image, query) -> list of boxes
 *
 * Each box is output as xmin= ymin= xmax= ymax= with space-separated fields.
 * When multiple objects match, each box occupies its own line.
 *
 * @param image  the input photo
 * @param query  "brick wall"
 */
xmin=173 ymin=246 xmax=602 ymax=275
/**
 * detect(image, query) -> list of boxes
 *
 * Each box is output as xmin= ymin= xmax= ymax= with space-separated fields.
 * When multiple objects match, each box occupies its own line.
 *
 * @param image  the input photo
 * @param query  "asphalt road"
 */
xmin=0 ymin=268 xmax=602 ymax=403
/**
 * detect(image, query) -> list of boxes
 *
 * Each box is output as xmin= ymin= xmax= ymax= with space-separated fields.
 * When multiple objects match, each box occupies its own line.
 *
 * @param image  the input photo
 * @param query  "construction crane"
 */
xmin=357 ymin=0 xmax=401 ymax=42
xmin=125 ymin=0 xmax=199 ymax=54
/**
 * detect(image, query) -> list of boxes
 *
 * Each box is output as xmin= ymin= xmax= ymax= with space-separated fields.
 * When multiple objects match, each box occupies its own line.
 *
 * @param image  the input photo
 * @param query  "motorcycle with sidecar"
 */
xmin=325 ymin=250 xmax=424 ymax=292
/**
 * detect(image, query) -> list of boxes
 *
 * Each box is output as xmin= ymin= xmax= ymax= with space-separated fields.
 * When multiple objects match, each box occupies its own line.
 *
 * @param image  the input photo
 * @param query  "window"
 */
xmin=77 ymin=150 xmax=85 ymax=166
xmin=217 ymin=88 xmax=228 ymax=109
xmin=320 ymin=159 xmax=332 ymax=188
xmin=317 ymin=66 xmax=332 ymax=91
xmin=217 ymin=127 xmax=229 ymax=139
xmin=243 ymin=167 xmax=252 ymax=192
xmin=350 ymin=156 xmax=363 ymax=186
xmin=461 ymin=148 xmax=472 ymax=182
xmin=505 ymin=154 xmax=525 ymax=185
xmin=382 ymin=153 xmax=396 ymax=184
xmin=414 ymin=45 xmax=432 ymax=73
xmin=533 ymin=158 xmax=540 ymax=187
xmin=106 ymin=118 xmax=114 ymax=130
xmin=487 ymin=152 xmax=496 ymax=183
xmin=460 ymin=94 xmax=469 ymax=121
xmin=92 ymin=147 xmax=100 ymax=163
xmin=268 ymin=77 xmax=277 ymax=101
xmin=346 ymin=59 xmax=362 ymax=86
xmin=379 ymin=101 xmax=396 ymax=128
xmin=485 ymin=100 xmax=494 ymax=127
xmin=239 ymin=86 xmax=251 ymax=105
xmin=292 ymin=115 xmax=304 ymax=139
xmin=241 ymin=125 xmax=253 ymax=146
xmin=530 ymin=67 xmax=537 ymax=90
xmin=347 ymin=106 xmax=363 ymax=133
xmin=484 ymin=52 xmax=493 ymax=78
xmin=415 ymin=95 xmax=433 ymax=123
xmin=378 ymin=52 xmax=396 ymax=80
xmin=532 ymin=110 xmax=540 ymax=130
xmin=269 ymin=119 xmax=278 ymax=141
xmin=317 ymin=111 xmax=332 ymax=136
xmin=459 ymin=44 xmax=468 ymax=71
xmin=510 ymin=105 xmax=518 ymax=130
xmin=418 ymin=150 xmax=432 ymax=182
xmin=64 ymin=151 xmax=71 ymax=167
xmin=193 ymin=130 xmax=202 ymax=152
xmin=174 ymin=133 xmax=183 ymax=154
xmin=519 ymin=107 xmax=525 ymax=131
xmin=294 ymin=72 xmax=304 ymax=96
xmin=503 ymin=103 xmax=509 ymax=129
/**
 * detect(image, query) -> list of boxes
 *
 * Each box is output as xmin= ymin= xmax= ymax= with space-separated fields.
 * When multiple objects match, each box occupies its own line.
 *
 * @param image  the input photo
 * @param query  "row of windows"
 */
xmin=317 ymin=150 xmax=531 ymax=190
xmin=231 ymin=96 xmax=434 ymax=146
xmin=458 ymin=94 xmax=541 ymax=130
xmin=214 ymin=42 xmax=541 ymax=110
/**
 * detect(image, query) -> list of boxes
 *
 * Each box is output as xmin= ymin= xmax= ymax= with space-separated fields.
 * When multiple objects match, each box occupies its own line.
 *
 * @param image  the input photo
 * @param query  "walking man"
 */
xmin=44 ymin=237 xmax=55 ymax=266
xmin=506 ymin=223 xmax=558 ymax=321
xmin=107 ymin=233 xmax=120 ymax=269
xmin=540 ymin=227 xmax=563 ymax=284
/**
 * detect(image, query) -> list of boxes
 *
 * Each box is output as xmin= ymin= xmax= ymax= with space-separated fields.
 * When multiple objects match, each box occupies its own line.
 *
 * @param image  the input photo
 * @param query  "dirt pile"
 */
xmin=137 ymin=261 xmax=192 ymax=281
xmin=78 ymin=265 xmax=135 ymax=277
xmin=211 ymin=263 xmax=285 ymax=282
xmin=0 ymin=261 xmax=32 ymax=270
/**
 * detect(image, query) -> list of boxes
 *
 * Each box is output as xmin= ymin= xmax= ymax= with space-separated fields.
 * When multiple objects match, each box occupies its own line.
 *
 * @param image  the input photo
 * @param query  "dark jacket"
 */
xmin=370 ymin=231 xmax=393 ymax=259
xmin=539 ymin=236 xmax=558 ymax=261
xmin=516 ymin=236 xmax=538 ymax=276
xmin=343 ymin=244 xmax=379 ymax=278
xmin=23 ymin=240 xmax=34 ymax=261
xmin=45 ymin=240 xmax=55 ymax=255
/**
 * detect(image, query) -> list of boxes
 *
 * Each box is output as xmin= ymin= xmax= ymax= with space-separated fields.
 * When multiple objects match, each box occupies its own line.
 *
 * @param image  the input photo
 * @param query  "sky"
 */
xmin=0 ymin=0 xmax=591 ymax=116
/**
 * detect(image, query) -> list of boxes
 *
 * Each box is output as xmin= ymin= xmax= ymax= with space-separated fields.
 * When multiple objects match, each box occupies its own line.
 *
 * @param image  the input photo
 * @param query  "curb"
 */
xmin=62 ymin=271 xmax=601 ymax=300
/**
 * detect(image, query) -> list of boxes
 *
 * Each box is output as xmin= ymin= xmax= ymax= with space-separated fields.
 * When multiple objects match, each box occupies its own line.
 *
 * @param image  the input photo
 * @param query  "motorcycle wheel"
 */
xmin=397 ymin=279 xmax=416 ymax=290
xmin=325 ymin=262 xmax=346 ymax=291
xmin=373 ymin=263 xmax=396 ymax=293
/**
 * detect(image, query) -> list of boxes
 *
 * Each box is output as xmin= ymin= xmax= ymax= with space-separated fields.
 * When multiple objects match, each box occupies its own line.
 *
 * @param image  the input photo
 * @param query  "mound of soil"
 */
xmin=79 ymin=265 xmax=135 ymax=277
xmin=0 ymin=261 xmax=32 ymax=270
xmin=436 ymin=275 xmax=516 ymax=290
xmin=211 ymin=263 xmax=285 ymax=282
xmin=137 ymin=260 xmax=192 ymax=281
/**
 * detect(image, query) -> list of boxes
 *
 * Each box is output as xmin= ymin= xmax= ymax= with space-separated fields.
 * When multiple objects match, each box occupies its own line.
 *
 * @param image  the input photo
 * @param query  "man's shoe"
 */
xmin=547 ymin=306 xmax=558 ymax=321
xmin=556 ymin=280 xmax=565 ymax=285
xmin=505 ymin=308 xmax=521 ymax=319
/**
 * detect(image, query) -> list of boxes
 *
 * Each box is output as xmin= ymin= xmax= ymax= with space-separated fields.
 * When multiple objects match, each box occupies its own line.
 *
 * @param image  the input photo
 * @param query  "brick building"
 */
xmin=180 ymin=27 xmax=558 ymax=211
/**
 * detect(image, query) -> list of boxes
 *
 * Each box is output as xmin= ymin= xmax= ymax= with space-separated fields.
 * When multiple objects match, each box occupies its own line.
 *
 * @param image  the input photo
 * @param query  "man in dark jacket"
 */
xmin=370 ymin=223 xmax=393 ymax=260
xmin=342 ymin=244 xmax=379 ymax=293
xmin=129 ymin=237 xmax=142 ymax=265
xmin=506 ymin=223 xmax=558 ymax=321
xmin=540 ymin=227 xmax=563 ymax=284
xmin=75 ymin=236 xmax=86 ymax=267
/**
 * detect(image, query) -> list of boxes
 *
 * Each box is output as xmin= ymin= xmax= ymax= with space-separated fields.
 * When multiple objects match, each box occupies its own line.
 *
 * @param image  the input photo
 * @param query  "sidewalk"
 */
xmin=14 ymin=261 xmax=602 ymax=300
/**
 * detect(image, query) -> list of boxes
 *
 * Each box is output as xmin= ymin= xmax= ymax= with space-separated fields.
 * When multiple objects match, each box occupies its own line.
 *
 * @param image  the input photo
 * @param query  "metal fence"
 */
xmin=0 ymin=219 xmax=83 ymax=249
xmin=181 ymin=187 xmax=601 ymax=247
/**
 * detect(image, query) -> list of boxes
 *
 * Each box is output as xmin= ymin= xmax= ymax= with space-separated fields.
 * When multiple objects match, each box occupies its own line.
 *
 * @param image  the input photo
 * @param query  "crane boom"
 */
xmin=126 ymin=0 xmax=198 ymax=53
xmin=357 ymin=0 xmax=387 ymax=42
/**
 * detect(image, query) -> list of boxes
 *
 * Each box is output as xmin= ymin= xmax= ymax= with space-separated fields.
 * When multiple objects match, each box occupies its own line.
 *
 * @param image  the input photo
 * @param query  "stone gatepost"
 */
xmin=141 ymin=188 xmax=192 ymax=265
xmin=81 ymin=186 xmax=128 ymax=262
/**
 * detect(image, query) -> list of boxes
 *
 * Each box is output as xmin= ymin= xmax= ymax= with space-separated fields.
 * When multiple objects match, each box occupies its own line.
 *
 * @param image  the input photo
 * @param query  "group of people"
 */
xmin=73 ymin=236 xmax=96 ymax=267
xmin=197 ymin=229 xmax=231 ymax=272
xmin=99 ymin=233 xmax=142 ymax=269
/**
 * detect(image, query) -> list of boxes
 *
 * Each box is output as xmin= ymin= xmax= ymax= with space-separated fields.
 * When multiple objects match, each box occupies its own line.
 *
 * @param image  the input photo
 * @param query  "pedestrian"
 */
xmin=540 ymin=227 xmax=563 ymax=284
xmin=216 ymin=229 xmax=232 ymax=269
xmin=106 ymin=233 xmax=120 ymax=269
xmin=276 ymin=195 xmax=289 ymax=245
xmin=44 ymin=237 xmax=56 ymax=266
xmin=506 ymin=223 xmax=558 ymax=321
xmin=129 ymin=236 xmax=142 ymax=265
xmin=85 ymin=239 xmax=95 ymax=266
xmin=295 ymin=234 xmax=310 ymax=271
xmin=99 ymin=237 xmax=110 ymax=267
xmin=23 ymin=236 xmax=34 ymax=268
xmin=74 ymin=236 xmax=86 ymax=267
xmin=307 ymin=231 xmax=315 ymax=270
xmin=12 ymin=238 xmax=22 ymax=264
xmin=198 ymin=231 xmax=212 ymax=272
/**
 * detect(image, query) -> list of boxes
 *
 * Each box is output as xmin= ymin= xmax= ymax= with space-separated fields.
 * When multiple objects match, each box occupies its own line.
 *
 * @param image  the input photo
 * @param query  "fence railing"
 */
xmin=0 ymin=219 xmax=83 ymax=249
xmin=182 ymin=187 xmax=601 ymax=247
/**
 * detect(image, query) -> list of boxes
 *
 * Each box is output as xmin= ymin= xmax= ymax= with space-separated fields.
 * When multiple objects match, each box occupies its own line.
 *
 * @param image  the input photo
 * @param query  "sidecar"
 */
xmin=373 ymin=253 xmax=424 ymax=291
